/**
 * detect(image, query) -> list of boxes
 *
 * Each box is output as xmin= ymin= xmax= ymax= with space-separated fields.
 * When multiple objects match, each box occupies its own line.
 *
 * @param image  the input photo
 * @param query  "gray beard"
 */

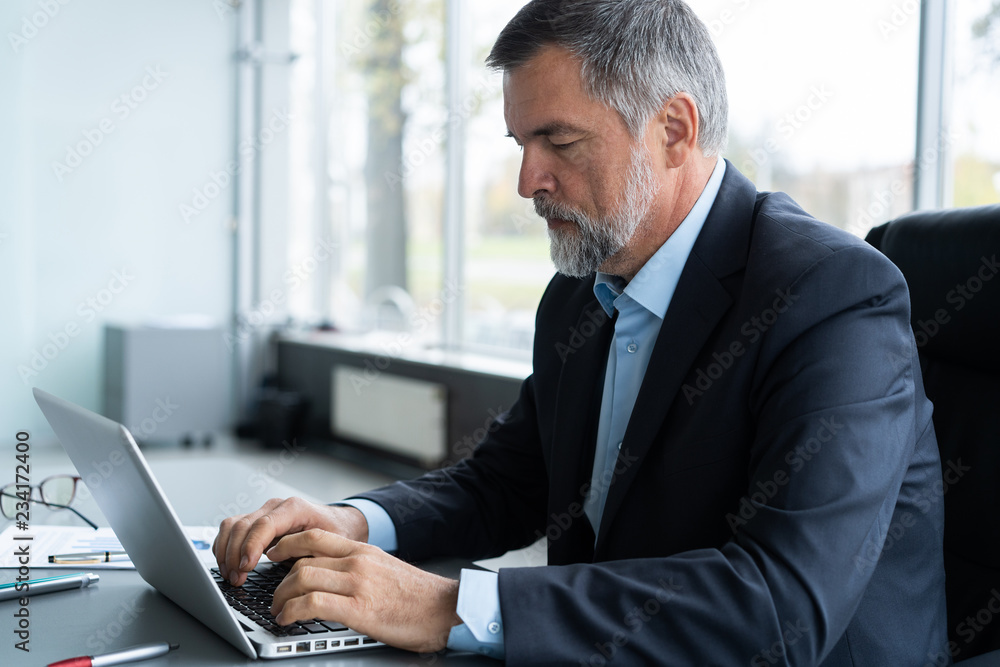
xmin=536 ymin=145 xmax=659 ymax=278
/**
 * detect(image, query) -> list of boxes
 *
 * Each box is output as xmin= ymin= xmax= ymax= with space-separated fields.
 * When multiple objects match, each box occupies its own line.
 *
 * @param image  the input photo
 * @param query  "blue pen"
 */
xmin=0 ymin=572 xmax=99 ymax=601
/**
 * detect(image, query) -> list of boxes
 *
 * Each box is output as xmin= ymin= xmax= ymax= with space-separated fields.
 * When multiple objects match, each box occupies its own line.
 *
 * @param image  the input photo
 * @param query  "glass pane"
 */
xmin=694 ymin=0 xmax=920 ymax=237
xmin=0 ymin=486 xmax=17 ymax=517
xmin=40 ymin=476 xmax=76 ymax=506
xmin=951 ymin=0 xmax=1000 ymax=207
xmin=288 ymin=0 xmax=446 ymax=338
xmin=461 ymin=2 xmax=551 ymax=355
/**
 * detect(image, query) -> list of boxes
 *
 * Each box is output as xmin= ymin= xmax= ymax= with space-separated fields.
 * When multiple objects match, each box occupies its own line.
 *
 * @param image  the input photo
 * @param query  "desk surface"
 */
xmin=0 ymin=456 xmax=494 ymax=666
xmin=12 ymin=450 xmax=997 ymax=666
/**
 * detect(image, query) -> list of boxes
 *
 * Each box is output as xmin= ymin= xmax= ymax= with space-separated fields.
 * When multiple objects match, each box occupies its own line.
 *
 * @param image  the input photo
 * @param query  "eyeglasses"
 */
xmin=1 ymin=474 xmax=98 ymax=530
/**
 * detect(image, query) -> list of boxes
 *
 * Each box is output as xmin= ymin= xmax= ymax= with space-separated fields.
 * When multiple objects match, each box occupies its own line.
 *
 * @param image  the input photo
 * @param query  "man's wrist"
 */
xmin=336 ymin=499 xmax=398 ymax=551
xmin=330 ymin=504 xmax=369 ymax=542
xmin=437 ymin=577 xmax=464 ymax=651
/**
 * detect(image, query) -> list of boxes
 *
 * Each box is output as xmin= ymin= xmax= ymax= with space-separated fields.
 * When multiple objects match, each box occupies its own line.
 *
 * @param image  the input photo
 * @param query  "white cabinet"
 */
xmin=104 ymin=324 xmax=229 ymax=445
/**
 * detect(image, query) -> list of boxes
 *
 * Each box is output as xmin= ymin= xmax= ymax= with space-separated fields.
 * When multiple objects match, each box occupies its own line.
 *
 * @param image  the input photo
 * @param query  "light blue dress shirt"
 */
xmin=344 ymin=158 xmax=727 ymax=659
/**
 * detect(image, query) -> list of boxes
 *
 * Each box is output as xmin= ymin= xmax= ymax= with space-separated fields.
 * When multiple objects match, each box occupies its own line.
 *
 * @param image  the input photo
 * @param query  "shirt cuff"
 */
xmin=446 ymin=569 xmax=505 ymax=660
xmin=336 ymin=498 xmax=398 ymax=553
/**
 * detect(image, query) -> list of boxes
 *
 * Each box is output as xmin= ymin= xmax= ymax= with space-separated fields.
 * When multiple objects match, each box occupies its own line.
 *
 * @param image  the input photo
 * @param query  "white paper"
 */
xmin=0 ymin=524 xmax=219 ymax=569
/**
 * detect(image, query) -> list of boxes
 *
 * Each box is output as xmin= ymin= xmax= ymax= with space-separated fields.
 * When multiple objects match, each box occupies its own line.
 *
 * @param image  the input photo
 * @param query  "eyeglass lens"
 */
xmin=40 ymin=475 xmax=77 ymax=506
xmin=1 ymin=475 xmax=78 ymax=517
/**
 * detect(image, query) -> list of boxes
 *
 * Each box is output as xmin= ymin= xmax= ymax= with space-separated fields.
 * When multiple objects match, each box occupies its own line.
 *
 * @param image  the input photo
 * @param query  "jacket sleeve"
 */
xmin=353 ymin=368 xmax=549 ymax=563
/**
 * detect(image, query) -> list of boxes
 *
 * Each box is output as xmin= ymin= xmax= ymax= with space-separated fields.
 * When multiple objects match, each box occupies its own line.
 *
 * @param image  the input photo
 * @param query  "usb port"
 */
xmin=276 ymin=645 xmax=292 ymax=654
xmin=363 ymin=638 xmax=378 ymax=645
xmin=314 ymin=640 xmax=327 ymax=650
xmin=344 ymin=638 xmax=360 ymax=646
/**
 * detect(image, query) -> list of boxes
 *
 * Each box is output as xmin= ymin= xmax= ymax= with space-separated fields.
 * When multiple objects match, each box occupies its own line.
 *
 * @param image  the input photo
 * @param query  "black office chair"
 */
xmin=866 ymin=204 xmax=1000 ymax=663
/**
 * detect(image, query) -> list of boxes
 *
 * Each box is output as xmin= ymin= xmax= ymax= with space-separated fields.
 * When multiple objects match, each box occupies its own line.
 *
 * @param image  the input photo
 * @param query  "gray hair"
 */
xmin=487 ymin=0 xmax=729 ymax=156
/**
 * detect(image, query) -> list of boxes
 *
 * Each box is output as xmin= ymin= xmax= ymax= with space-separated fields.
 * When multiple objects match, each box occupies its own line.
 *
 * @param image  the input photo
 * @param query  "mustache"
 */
xmin=534 ymin=197 xmax=587 ymax=228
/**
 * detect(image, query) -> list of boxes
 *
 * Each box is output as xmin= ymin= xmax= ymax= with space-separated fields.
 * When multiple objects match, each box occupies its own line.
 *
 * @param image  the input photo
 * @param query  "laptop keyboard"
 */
xmin=211 ymin=562 xmax=349 ymax=637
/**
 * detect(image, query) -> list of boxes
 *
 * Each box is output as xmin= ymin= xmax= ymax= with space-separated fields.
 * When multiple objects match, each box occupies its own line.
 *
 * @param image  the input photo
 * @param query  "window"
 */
xmin=951 ymin=0 xmax=1000 ymax=207
xmin=461 ymin=2 xmax=550 ymax=354
xmin=289 ymin=0 xmax=446 ymax=340
xmin=283 ymin=0 xmax=965 ymax=359
xmin=700 ymin=0 xmax=920 ymax=238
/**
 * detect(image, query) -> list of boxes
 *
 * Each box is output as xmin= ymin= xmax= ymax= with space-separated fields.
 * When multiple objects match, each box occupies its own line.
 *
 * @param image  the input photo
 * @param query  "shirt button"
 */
xmin=488 ymin=621 xmax=501 ymax=634
xmin=617 ymin=442 xmax=623 ymax=450
xmin=627 ymin=342 xmax=638 ymax=354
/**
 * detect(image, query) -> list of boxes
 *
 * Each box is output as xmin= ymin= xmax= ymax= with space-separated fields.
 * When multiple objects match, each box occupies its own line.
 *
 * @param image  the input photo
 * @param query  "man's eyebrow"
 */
xmin=506 ymin=122 xmax=586 ymax=141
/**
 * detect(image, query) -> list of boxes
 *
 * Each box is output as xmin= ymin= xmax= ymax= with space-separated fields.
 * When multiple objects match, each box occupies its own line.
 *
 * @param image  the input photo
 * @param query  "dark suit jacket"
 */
xmin=358 ymin=163 xmax=948 ymax=666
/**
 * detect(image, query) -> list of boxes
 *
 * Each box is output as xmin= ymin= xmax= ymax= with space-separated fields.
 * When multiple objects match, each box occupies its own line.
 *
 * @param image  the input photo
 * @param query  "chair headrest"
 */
xmin=866 ymin=204 xmax=1000 ymax=373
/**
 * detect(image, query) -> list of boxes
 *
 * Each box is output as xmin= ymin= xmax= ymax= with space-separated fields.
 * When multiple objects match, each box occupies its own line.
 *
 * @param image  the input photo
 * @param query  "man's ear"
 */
xmin=651 ymin=93 xmax=700 ymax=168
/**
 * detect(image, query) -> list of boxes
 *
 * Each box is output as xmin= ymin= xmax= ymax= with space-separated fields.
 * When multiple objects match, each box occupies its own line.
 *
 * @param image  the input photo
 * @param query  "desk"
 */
xmin=14 ymin=451 xmax=995 ymax=666
xmin=0 ymin=456 xmax=495 ymax=666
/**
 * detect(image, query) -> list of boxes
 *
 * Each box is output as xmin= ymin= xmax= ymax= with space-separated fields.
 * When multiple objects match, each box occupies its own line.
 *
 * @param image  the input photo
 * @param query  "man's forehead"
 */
xmin=501 ymin=60 xmax=627 ymax=143
xmin=501 ymin=47 xmax=596 ymax=134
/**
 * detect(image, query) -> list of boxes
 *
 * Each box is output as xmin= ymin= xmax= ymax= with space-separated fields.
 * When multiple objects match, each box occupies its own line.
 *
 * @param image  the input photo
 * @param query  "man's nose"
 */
xmin=517 ymin=146 xmax=556 ymax=199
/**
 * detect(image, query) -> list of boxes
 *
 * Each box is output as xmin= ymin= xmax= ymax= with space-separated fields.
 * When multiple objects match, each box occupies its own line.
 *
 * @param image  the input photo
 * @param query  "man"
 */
xmin=214 ymin=1 xmax=948 ymax=664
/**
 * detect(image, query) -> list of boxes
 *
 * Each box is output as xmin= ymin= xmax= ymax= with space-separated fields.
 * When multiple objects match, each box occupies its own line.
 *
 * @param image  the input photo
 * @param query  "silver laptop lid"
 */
xmin=32 ymin=388 xmax=258 ymax=659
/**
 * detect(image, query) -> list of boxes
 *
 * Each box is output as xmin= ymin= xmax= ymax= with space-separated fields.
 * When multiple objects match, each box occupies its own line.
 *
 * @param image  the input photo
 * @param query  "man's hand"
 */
xmin=212 ymin=497 xmax=369 ymax=586
xmin=267 ymin=529 xmax=462 ymax=654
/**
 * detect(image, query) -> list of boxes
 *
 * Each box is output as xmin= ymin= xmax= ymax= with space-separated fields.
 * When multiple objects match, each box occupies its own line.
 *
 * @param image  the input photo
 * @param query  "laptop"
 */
xmin=33 ymin=387 xmax=382 ymax=659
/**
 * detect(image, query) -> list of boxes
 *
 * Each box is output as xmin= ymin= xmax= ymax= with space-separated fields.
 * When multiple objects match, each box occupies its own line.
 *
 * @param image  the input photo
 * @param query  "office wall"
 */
xmin=0 ymin=1 xmax=240 ymax=443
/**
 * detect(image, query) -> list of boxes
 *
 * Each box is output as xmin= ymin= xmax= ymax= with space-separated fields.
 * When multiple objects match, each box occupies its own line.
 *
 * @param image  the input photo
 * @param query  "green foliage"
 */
xmin=972 ymin=1 xmax=1000 ymax=64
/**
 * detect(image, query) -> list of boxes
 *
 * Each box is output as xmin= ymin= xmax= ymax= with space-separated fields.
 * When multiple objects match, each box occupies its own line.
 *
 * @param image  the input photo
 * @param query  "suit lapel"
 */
xmin=595 ymin=162 xmax=758 ymax=552
xmin=547 ymin=298 xmax=613 ymax=564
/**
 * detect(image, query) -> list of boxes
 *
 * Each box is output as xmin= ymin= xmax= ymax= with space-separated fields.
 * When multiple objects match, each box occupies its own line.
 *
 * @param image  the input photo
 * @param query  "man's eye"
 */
xmin=552 ymin=141 xmax=577 ymax=150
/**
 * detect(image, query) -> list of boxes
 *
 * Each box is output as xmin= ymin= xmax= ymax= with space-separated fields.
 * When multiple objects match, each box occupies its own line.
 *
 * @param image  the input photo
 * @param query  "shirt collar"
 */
xmin=594 ymin=157 xmax=727 ymax=318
